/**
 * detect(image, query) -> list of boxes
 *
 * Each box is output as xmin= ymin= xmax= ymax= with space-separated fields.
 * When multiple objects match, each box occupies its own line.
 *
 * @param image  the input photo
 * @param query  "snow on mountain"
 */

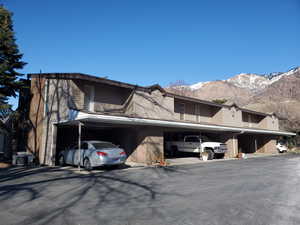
xmin=188 ymin=67 xmax=300 ymax=91
xmin=166 ymin=66 xmax=300 ymax=131
xmin=267 ymin=67 xmax=300 ymax=85
xmin=189 ymin=81 xmax=210 ymax=90
xmin=227 ymin=73 xmax=269 ymax=90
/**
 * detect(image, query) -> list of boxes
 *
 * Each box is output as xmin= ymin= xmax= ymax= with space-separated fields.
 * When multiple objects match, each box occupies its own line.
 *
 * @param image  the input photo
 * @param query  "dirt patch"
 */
xmin=0 ymin=162 xmax=12 ymax=169
xmin=290 ymin=147 xmax=300 ymax=154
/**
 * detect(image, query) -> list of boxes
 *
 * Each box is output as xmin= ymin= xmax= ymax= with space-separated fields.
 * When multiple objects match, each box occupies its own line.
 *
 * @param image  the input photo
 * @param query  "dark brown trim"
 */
xmin=28 ymin=73 xmax=149 ymax=92
xmin=240 ymin=108 xmax=270 ymax=117
xmin=229 ymin=103 xmax=274 ymax=117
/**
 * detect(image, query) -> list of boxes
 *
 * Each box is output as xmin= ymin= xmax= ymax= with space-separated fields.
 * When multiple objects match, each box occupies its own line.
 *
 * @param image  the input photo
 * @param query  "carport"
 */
xmin=238 ymin=133 xmax=279 ymax=154
xmin=55 ymin=122 xmax=138 ymax=165
xmin=51 ymin=110 xmax=295 ymax=165
xmin=163 ymin=129 xmax=225 ymax=159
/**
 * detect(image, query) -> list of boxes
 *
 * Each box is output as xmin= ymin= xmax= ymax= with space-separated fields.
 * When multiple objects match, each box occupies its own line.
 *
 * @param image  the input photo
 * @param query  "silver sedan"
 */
xmin=58 ymin=140 xmax=127 ymax=170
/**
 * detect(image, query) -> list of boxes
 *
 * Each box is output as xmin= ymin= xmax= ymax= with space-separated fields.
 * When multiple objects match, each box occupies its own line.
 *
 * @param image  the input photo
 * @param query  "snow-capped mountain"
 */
xmin=189 ymin=81 xmax=210 ymax=90
xmin=227 ymin=73 xmax=269 ymax=91
xmin=166 ymin=66 xmax=300 ymax=131
xmin=189 ymin=67 xmax=300 ymax=91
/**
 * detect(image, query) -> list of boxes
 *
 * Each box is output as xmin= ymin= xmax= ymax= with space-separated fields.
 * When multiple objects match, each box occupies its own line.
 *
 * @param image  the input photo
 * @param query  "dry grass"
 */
xmin=289 ymin=147 xmax=300 ymax=154
xmin=0 ymin=162 xmax=12 ymax=169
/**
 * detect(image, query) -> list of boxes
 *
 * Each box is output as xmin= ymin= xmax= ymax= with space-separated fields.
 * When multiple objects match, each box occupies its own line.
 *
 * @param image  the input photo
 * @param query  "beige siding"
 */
xmin=259 ymin=116 xmax=268 ymax=129
xmin=220 ymin=107 xmax=242 ymax=127
xmin=126 ymin=127 xmax=164 ymax=164
xmin=27 ymin=77 xmax=46 ymax=163
xmin=256 ymin=136 xmax=277 ymax=153
xmin=220 ymin=134 xmax=238 ymax=158
xmin=70 ymin=80 xmax=84 ymax=109
xmin=42 ymin=79 xmax=73 ymax=165
xmin=129 ymin=90 xmax=174 ymax=120
xmin=265 ymin=115 xmax=279 ymax=130
xmin=28 ymin=78 xmax=74 ymax=165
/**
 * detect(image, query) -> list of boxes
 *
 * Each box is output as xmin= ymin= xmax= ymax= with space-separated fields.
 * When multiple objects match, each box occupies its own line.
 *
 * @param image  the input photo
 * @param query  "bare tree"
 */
xmin=166 ymin=80 xmax=195 ymax=97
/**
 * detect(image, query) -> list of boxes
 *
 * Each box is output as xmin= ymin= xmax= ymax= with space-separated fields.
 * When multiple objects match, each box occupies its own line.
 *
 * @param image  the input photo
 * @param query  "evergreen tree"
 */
xmin=0 ymin=5 xmax=26 ymax=110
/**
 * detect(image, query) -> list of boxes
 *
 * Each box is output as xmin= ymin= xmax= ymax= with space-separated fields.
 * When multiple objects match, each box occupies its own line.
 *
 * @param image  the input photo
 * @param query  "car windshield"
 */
xmin=92 ymin=142 xmax=117 ymax=149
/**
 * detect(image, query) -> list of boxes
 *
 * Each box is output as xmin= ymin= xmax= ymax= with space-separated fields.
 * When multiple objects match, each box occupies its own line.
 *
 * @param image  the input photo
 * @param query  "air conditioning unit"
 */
xmin=12 ymin=152 xmax=34 ymax=166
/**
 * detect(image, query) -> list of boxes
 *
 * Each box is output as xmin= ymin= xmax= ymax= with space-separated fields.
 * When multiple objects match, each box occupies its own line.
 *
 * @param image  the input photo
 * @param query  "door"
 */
xmin=66 ymin=144 xmax=77 ymax=165
xmin=74 ymin=142 xmax=89 ymax=165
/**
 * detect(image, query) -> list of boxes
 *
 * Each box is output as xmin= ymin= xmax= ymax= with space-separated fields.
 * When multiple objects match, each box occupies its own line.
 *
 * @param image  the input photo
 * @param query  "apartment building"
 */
xmin=26 ymin=73 xmax=294 ymax=165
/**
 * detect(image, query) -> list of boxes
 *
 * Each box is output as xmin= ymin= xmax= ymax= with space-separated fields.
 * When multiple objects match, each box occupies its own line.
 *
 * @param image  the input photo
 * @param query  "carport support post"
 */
xmin=78 ymin=122 xmax=83 ymax=171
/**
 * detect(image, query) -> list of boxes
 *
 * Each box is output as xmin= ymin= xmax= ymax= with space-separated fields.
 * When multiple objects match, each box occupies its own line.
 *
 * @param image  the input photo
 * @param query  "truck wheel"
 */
xmin=205 ymin=149 xmax=214 ymax=160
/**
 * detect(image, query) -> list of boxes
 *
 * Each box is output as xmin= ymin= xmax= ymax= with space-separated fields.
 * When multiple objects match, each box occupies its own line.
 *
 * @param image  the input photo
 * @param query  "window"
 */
xmin=80 ymin=142 xmax=89 ymax=150
xmin=91 ymin=142 xmax=117 ymax=149
xmin=201 ymin=135 xmax=210 ymax=142
xmin=179 ymin=103 xmax=185 ymax=120
xmin=69 ymin=144 xmax=78 ymax=150
xmin=247 ymin=113 xmax=252 ymax=127
xmin=174 ymin=100 xmax=186 ymax=120
xmin=83 ymin=85 xmax=95 ymax=111
xmin=195 ymin=104 xmax=200 ymax=122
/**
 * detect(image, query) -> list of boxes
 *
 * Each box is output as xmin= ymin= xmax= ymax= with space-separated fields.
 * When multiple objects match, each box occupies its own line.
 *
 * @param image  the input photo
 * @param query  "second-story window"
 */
xmin=179 ymin=103 xmax=185 ymax=120
xmin=84 ymin=85 xmax=95 ymax=112
xmin=195 ymin=104 xmax=200 ymax=122
xmin=174 ymin=100 xmax=185 ymax=120
xmin=248 ymin=114 xmax=252 ymax=127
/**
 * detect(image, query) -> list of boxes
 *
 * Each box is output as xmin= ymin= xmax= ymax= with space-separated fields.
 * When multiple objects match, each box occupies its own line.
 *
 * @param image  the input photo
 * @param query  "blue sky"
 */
xmin=3 ymin=0 xmax=300 ymax=107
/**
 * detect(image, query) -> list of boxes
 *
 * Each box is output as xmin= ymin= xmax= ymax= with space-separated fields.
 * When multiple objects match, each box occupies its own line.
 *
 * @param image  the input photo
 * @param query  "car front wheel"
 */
xmin=84 ymin=158 xmax=92 ymax=171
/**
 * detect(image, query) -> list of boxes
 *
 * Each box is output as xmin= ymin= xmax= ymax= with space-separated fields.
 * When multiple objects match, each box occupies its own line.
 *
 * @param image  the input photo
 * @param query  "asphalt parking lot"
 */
xmin=1 ymin=154 xmax=300 ymax=225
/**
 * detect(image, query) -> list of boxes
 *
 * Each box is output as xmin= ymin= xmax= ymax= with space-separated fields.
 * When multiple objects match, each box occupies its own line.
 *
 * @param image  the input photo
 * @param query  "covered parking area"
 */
xmin=237 ymin=133 xmax=280 ymax=154
xmin=52 ymin=110 xmax=295 ymax=165
xmin=55 ymin=122 xmax=139 ymax=164
xmin=163 ymin=129 xmax=226 ymax=159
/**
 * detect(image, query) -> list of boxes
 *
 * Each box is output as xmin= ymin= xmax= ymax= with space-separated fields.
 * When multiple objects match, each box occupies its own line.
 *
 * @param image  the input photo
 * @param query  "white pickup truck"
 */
xmin=165 ymin=135 xmax=227 ymax=160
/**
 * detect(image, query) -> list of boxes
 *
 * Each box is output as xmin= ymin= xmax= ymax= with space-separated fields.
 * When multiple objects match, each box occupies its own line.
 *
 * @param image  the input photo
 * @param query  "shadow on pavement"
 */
xmin=0 ymin=165 xmax=186 ymax=225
